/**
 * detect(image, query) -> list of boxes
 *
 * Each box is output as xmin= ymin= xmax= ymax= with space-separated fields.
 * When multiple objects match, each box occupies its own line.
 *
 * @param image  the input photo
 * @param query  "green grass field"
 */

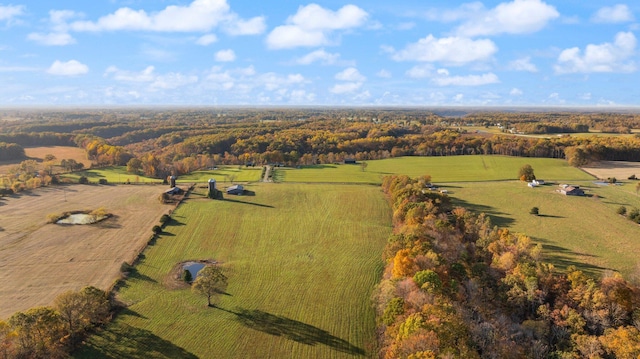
xmin=76 ymin=184 xmax=391 ymax=359
xmin=276 ymin=156 xmax=593 ymax=184
xmin=61 ymin=166 xmax=160 ymax=184
xmin=447 ymin=180 xmax=640 ymax=277
xmin=177 ymin=166 xmax=262 ymax=183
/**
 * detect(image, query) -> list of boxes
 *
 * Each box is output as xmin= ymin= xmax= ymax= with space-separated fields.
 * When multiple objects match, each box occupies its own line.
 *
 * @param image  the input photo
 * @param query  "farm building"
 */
xmin=226 ymin=184 xmax=244 ymax=195
xmin=558 ymin=184 xmax=585 ymax=196
xmin=165 ymin=187 xmax=183 ymax=195
xmin=344 ymin=158 xmax=356 ymax=164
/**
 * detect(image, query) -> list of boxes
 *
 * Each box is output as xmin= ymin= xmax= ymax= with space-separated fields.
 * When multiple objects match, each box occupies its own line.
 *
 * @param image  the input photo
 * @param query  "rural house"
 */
xmin=558 ymin=184 xmax=585 ymax=196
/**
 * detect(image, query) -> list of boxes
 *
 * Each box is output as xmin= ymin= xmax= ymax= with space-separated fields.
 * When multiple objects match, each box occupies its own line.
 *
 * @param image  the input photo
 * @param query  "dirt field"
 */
xmin=0 ymin=146 xmax=91 ymax=174
xmin=0 ymin=184 xmax=175 ymax=318
xmin=581 ymin=160 xmax=640 ymax=180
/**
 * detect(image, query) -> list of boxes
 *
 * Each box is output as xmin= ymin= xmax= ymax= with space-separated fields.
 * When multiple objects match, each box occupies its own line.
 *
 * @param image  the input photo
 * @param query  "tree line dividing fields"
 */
xmin=75 ymin=184 xmax=391 ymax=359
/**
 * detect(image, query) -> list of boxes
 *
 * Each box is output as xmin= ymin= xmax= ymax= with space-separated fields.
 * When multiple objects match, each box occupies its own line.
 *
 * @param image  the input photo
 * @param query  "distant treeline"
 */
xmin=3 ymin=109 xmax=640 ymax=179
xmin=0 ymin=142 xmax=25 ymax=161
xmin=375 ymin=175 xmax=640 ymax=358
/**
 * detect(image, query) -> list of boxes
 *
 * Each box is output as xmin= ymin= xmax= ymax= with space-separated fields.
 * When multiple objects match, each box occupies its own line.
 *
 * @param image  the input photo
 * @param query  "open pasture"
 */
xmin=62 ymin=166 xmax=160 ymax=184
xmin=276 ymin=156 xmax=593 ymax=184
xmin=447 ymin=180 xmax=640 ymax=277
xmin=0 ymin=184 xmax=172 ymax=318
xmin=177 ymin=166 xmax=262 ymax=183
xmin=76 ymin=183 xmax=391 ymax=359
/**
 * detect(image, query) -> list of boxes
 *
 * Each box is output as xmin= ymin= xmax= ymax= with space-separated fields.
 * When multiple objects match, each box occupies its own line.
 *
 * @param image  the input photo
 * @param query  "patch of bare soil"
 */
xmin=581 ymin=160 xmax=640 ymax=180
xmin=0 ymin=184 xmax=173 ymax=318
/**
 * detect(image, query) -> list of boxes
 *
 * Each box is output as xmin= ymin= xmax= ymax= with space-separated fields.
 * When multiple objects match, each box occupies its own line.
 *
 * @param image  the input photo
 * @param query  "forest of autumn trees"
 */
xmin=3 ymin=109 xmax=640 ymax=181
xmin=0 ymin=287 xmax=112 ymax=359
xmin=375 ymin=175 xmax=640 ymax=358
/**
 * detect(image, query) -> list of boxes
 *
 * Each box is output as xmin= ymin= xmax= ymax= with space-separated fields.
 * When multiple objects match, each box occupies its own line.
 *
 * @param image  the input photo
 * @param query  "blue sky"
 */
xmin=0 ymin=0 xmax=638 ymax=107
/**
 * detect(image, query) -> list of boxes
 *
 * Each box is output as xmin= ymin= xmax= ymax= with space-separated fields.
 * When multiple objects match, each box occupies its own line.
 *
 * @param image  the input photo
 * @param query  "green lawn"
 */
xmin=177 ymin=166 xmax=262 ymax=183
xmin=76 ymin=183 xmax=391 ymax=359
xmin=276 ymin=156 xmax=593 ymax=183
xmin=61 ymin=166 xmax=160 ymax=184
xmin=447 ymin=180 xmax=640 ymax=277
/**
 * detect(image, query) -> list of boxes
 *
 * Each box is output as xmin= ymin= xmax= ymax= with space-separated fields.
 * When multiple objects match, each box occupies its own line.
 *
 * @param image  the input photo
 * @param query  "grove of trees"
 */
xmin=374 ymin=175 xmax=640 ymax=358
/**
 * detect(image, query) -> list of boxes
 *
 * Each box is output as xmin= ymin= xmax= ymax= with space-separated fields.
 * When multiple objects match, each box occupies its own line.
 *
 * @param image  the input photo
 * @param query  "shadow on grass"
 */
xmin=535 ymin=237 xmax=608 ymax=277
xmin=215 ymin=307 xmax=364 ymax=356
xmin=222 ymin=198 xmax=274 ymax=208
xmin=536 ymin=214 xmax=565 ymax=218
xmin=450 ymin=197 xmax=515 ymax=228
xmin=74 ymin=317 xmax=197 ymax=359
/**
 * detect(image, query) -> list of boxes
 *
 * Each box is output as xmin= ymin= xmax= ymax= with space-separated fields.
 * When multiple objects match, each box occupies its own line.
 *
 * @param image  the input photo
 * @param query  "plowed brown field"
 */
xmin=0 ymin=184 xmax=173 ymax=318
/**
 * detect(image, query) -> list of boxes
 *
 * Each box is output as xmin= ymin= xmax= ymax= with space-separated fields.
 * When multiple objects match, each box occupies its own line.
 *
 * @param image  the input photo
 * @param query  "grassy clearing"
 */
xmin=447 ymin=180 xmax=640 ymax=277
xmin=276 ymin=156 xmax=593 ymax=184
xmin=76 ymin=183 xmax=391 ymax=359
xmin=61 ymin=166 xmax=160 ymax=184
xmin=177 ymin=166 xmax=262 ymax=183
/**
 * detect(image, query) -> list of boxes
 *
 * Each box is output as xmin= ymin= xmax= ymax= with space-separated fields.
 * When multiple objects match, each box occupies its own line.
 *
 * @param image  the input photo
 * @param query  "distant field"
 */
xmin=0 ymin=184 xmax=173 ymax=318
xmin=62 ymin=166 xmax=160 ymax=184
xmin=76 ymin=184 xmax=391 ymax=359
xmin=177 ymin=166 xmax=262 ymax=183
xmin=0 ymin=146 xmax=90 ymax=174
xmin=276 ymin=156 xmax=594 ymax=183
xmin=447 ymin=180 xmax=640 ymax=277
xmin=581 ymin=160 xmax=640 ymax=180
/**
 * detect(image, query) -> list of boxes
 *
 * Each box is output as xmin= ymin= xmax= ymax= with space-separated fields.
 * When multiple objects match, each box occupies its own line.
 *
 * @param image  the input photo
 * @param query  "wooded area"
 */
xmin=375 ymin=175 xmax=640 ymax=358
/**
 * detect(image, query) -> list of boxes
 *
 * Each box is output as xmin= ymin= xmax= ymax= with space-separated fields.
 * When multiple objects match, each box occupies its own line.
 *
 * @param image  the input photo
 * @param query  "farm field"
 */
xmin=62 ymin=166 xmax=160 ymax=184
xmin=76 ymin=183 xmax=391 ymax=359
xmin=275 ymin=155 xmax=593 ymax=184
xmin=177 ymin=166 xmax=262 ymax=183
xmin=447 ymin=180 xmax=640 ymax=277
xmin=0 ymin=146 xmax=90 ymax=174
xmin=581 ymin=160 xmax=640 ymax=180
xmin=0 ymin=184 xmax=173 ymax=318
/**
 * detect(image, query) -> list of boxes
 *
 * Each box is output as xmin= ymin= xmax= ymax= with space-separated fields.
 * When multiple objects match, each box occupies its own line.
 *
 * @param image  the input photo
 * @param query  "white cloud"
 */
xmin=150 ymin=73 xmax=198 ymax=90
xmin=508 ymin=57 xmax=538 ymax=72
xmin=215 ymin=49 xmax=236 ymax=62
xmin=330 ymin=82 xmax=363 ymax=94
xmin=432 ymin=71 xmax=499 ymax=86
xmin=223 ymin=16 xmax=266 ymax=35
xmin=294 ymin=49 xmax=343 ymax=65
xmin=390 ymin=35 xmax=497 ymax=65
xmin=69 ymin=0 xmax=265 ymax=35
xmin=376 ymin=69 xmax=392 ymax=78
xmin=335 ymin=67 xmax=366 ymax=82
xmin=592 ymin=4 xmax=634 ymax=23
xmin=47 ymin=60 xmax=89 ymax=76
xmin=453 ymin=94 xmax=464 ymax=102
xmin=266 ymin=4 xmax=368 ymax=49
xmin=0 ymin=4 xmax=24 ymax=23
xmin=555 ymin=32 xmax=637 ymax=74
xmin=510 ymin=88 xmax=523 ymax=96
xmin=196 ymin=34 xmax=218 ymax=46
xmin=455 ymin=0 xmax=559 ymax=37
xmin=27 ymin=32 xmax=76 ymax=46
xmin=406 ymin=64 xmax=434 ymax=78
xmin=105 ymin=66 xmax=156 ymax=82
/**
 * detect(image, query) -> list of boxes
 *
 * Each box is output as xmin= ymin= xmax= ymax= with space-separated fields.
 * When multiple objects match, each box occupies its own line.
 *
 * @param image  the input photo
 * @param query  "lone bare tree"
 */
xmin=192 ymin=265 xmax=227 ymax=307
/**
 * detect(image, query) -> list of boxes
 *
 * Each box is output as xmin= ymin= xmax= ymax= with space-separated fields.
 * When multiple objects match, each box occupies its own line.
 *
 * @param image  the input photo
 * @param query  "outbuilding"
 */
xmin=226 ymin=184 xmax=244 ymax=195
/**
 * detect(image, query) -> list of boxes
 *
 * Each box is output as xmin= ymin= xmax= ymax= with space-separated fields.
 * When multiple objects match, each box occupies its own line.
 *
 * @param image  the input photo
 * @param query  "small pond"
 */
xmin=182 ymin=262 xmax=206 ymax=277
xmin=57 ymin=213 xmax=108 ymax=225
